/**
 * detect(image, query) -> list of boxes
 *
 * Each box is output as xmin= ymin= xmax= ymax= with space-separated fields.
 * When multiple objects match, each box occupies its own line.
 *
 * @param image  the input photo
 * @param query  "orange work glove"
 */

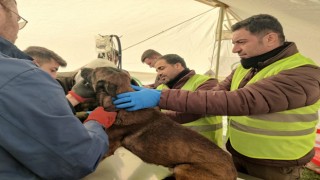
xmin=84 ymin=106 xmax=117 ymax=128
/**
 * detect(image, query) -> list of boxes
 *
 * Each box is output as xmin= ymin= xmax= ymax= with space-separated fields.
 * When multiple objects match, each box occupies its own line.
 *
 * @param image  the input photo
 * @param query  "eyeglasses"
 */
xmin=0 ymin=2 xmax=28 ymax=30
xmin=10 ymin=8 xmax=28 ymax=30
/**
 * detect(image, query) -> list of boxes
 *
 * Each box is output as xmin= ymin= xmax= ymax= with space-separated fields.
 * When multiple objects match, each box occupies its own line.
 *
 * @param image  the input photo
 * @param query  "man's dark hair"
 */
xmin=141 ymin=49 xmax=162 ymax=63
xmin=24 ymin=46 xmax=67 ymax=67
xmin=159 ymin=54 xmax=187 ymax=69
xmin=231 ymin=14 xmax=285 ymax=44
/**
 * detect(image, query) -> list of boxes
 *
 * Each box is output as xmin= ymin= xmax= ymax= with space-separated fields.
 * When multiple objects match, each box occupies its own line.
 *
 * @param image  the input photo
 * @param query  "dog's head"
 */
xmin=81 ymin=67 xmax=133 ymax=112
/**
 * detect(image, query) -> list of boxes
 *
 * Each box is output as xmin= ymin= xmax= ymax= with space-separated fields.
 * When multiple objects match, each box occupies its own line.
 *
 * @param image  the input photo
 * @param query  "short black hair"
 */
xmin=24 ymin=46 xmax=67 ymax=67
xmin=231 ymin=14 xmax=285 ymax=44
xmin=141 ymin=49 xmax=162 ymax=63
xmin=158 ymin=54 xmax=187 ymax=69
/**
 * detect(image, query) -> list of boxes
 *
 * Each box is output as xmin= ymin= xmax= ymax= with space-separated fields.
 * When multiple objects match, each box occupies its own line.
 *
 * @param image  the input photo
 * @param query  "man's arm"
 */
xmin=160 ymin=66 xmax=320 ymax=115
xmin=0 ymin=68 xmax=108 ymax=179
xmin=163 ymin=77 xmax=218 ymax=123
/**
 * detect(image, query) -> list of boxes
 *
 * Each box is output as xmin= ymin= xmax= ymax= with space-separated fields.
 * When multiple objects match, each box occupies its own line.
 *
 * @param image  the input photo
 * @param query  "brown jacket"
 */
xmin=162 ymin=70 xmax=218 ymax=124
xmin=159 ymin=42 xmax=320 ymax=166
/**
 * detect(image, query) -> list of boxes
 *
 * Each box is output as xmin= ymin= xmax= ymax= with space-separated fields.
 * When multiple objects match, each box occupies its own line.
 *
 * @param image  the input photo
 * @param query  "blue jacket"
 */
xmin=0 ymin=37 xmax=109 ymax=179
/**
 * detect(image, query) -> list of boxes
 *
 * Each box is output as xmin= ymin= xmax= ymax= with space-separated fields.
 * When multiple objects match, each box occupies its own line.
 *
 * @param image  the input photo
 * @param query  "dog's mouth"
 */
xmin=95 ymin=80 xmax=118 ymax=112
xmin=96 ymin=91 xmax=117 ymax=112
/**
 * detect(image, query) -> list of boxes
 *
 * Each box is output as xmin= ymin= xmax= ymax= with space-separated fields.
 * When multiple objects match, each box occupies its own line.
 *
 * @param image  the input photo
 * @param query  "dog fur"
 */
xmin=86 ymin=67 xmax=237 ymax=180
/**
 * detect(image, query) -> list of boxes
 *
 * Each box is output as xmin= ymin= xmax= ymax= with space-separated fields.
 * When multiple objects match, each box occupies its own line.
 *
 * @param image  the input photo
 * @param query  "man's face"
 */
xmin=154 ymin=59 xmax=183 ymax=84
xmin=0 ymin=1 xmax=20 ymax=43
xmin=34 ymin=59 xmax=60 ymax=79
xmin=232 ymin=28 xmax=270 ymax=60
xmin=144 ymin=57 xmax=157 ymax=68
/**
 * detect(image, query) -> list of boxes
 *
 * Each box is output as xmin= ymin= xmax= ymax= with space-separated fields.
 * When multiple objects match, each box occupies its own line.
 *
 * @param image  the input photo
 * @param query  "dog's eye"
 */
xmin=84 ymin=81 xmax=91 ymax=87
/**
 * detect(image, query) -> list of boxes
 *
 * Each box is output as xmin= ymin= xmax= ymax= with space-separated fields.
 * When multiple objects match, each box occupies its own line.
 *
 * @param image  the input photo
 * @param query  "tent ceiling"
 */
xmin=16 ymin=0 xmax=320 ymax=83
xmin=217 ymin=0 xmax=320 ymax=64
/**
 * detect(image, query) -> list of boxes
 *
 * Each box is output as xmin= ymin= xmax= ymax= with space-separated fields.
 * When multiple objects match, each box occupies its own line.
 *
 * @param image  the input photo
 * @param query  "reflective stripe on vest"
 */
xmin=157 ymin=74 xmax=223 ymax=147
xmin=188 ymin=123 xmax=223 ymax=132
xmin=229 ymin=53 xmax=319 ymax=159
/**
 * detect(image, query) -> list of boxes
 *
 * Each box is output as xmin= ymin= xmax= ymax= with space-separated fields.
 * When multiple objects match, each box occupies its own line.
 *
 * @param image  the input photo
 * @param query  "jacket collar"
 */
xmin=166 ymin=69 xmax=194 ymax=89
xmin=0 ymin=36 xmax=33 ymax=60
xmin=241 ymin=42 xmax=298 ymax=70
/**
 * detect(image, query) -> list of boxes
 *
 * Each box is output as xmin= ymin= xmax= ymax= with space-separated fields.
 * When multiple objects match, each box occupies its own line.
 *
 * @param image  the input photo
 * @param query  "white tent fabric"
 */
xmin=16 ymin=0 xmax=236 ymax=84
xmin=15 ymin=1 xmax=320 ymax=179
xmin=16 ymin=0 xmax=320 ymax=84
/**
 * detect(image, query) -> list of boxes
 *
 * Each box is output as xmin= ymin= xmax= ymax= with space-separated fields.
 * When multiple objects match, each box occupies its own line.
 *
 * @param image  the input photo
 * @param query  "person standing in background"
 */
xmin=154 ymin=54 xmax=223 ymax=147
xmin=141 ymin=49 xmax=162 ymax=68
xmin=23 ymin=46 xmax=100 ymax=120
xmin=140 ymin=49 xmax=164 ymax=88
xmin=24 ymin=46 xmax=67 ymax=79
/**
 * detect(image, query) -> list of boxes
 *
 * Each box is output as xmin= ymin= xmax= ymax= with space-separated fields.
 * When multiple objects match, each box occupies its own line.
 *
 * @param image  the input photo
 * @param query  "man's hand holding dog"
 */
xmin=84 ymin=107 xmax=117 ymax=128
xmin=113 ymin=85 xmax=161 ymax=111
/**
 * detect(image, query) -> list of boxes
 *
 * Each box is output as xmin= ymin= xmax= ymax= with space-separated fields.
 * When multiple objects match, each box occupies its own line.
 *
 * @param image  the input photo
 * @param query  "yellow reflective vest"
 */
xmin=157 ymin=74 xmax=223 ymax=147
xmin=229 ymin=53 xmax=320 ymax=160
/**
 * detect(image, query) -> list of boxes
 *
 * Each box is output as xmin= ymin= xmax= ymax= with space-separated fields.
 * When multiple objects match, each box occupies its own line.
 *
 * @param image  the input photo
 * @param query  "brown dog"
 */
xmin=85 ymin=67 xmax=237 ymax=180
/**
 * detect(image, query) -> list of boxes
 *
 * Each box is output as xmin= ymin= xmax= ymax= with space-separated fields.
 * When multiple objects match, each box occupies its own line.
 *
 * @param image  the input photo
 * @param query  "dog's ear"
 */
xmin=96 ymin=80 xmax=118 ymax=97
xmin=80 ymin=68 xmax=94 ymax=83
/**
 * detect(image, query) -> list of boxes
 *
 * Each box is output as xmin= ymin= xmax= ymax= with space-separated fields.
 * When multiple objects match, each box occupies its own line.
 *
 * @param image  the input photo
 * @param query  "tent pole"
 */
xmin=214 ymin=6 xmax=225 ymax=79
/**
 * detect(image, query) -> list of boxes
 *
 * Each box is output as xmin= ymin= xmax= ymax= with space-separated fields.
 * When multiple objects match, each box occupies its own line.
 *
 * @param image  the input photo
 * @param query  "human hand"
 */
xmin=83 ymin=107 xmax=117 ymax=128
xmin=113 ymin=85 xmax=161 ymax=111
xmin=68 ymin=79 xmax=95 ymax=103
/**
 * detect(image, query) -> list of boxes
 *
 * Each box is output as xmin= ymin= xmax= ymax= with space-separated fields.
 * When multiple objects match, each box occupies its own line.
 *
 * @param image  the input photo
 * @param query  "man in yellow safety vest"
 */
xmin=154 ymin=54 xmax=223 ymax=147
xmin=113 ymin=14 xmax=320 ymax=179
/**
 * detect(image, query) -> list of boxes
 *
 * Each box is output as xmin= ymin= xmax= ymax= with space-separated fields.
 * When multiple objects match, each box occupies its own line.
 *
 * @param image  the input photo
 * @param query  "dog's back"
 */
xmin=108 ymin=108 xmax=237 ymax=180
xmin=88 ymin=67 xmax=237 ymax=180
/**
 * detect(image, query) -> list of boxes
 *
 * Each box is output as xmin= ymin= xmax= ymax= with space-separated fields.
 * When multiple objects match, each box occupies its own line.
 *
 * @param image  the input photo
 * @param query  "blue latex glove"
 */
xmin=113 ymin=85 xmax=161 ymax=111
